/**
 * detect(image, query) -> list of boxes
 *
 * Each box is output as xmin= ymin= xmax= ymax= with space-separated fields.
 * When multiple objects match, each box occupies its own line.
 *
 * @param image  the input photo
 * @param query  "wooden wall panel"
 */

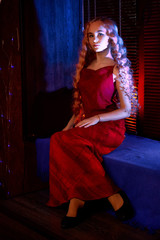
xmin=0 ymin=0 xmax=25 ymax=198
xmin=142 ymin=0 xmax=160 ymax=140
xmin=0 ymin=0 xmax=82 ymax=198
xmin=121 ymin=0 xmax=139 ymax=134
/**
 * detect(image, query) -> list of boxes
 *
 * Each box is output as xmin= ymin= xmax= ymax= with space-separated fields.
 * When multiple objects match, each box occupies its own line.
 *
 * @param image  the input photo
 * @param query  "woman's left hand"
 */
xmin=75 ymin=115 xmax=100 ymax=128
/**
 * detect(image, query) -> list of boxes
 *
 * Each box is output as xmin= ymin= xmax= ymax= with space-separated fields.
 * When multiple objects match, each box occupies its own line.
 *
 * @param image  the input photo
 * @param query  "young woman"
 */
xmin=47 ymin=17 xmax=136 ymax=228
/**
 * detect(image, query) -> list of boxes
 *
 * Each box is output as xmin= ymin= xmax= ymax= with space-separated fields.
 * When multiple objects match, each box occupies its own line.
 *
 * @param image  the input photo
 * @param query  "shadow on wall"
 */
xmin=21 ymin=0 xmax=82 ymax=138
xmin=32 ymin=87 xmax=73 ymax=138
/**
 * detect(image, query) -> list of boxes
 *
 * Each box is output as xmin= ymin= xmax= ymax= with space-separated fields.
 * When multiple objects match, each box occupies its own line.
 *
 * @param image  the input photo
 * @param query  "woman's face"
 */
xmin=87 ymin=21 xmax=109 ymax=52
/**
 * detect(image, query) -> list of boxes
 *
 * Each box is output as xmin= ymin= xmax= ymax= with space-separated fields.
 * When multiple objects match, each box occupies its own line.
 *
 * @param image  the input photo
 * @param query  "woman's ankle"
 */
xmin=108 ymin=193 xmax=124 ymax=211
xmin=66 ymin=198 xmax=85 ymax=217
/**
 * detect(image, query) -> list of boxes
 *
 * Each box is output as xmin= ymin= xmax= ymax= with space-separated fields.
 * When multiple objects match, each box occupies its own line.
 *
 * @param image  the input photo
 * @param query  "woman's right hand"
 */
xmin=62 ymin=111 xmax=85 ymax=131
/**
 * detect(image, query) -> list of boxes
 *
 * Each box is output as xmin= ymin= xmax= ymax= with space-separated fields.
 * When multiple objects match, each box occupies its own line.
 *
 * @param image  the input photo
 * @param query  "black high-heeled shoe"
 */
xmin=115 ymin=190 xmax=135 ymax=221
xmin=61 ymin=202 xmax=90 ymax=229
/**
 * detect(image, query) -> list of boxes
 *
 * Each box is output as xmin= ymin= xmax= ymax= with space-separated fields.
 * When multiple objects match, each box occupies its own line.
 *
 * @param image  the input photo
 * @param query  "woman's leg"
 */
xmin=61 ymin=198 xmax=85 ymax=228
xmin=62 ymin=193 xmax=133 ymax=228
xmin=66 ymin=198 xmax=85 ymax=217
xmin=66 ymin=194 xmax=124 ymax=218
xmin=108 ymin=193 xmax=124 ymax=211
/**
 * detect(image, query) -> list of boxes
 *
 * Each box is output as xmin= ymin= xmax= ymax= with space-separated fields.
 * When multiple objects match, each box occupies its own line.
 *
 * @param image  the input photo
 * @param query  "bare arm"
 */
xmin=97 ymin=70 xmax=131 ymax=121
xmin=75 ymin=66 xmax=131 ymax=128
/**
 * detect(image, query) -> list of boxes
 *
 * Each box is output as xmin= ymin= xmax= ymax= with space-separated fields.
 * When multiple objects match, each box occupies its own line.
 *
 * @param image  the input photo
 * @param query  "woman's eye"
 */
xmin=88 ymin=34 xmax=94 ymax=38
xmin=98 ymin=33 xmax=104 ymax=36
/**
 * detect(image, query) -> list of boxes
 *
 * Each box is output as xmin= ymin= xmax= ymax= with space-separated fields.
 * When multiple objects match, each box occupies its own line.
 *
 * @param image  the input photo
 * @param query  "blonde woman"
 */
xmin=47 ymin=17 xmax=136 ymax=228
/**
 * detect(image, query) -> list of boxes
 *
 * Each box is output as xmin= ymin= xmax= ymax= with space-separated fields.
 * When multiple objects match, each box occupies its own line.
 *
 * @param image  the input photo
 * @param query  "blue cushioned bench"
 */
xmin=35 ymin=133 xmax=160 ymax=231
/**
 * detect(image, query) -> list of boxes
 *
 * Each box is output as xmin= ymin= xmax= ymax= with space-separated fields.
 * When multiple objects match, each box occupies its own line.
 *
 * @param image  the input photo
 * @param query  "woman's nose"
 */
xmin=93 ymin=36 xmax=99 ymax=42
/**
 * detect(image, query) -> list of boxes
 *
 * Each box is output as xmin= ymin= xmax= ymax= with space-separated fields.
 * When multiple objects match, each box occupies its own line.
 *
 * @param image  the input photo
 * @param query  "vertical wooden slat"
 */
xmin=0 ymin=0 xmax=25 ymax=198
xmin=137 ymin=0 xmax=145 ymax=136
xmin=121 ymin=0 xmax=139 ymax=134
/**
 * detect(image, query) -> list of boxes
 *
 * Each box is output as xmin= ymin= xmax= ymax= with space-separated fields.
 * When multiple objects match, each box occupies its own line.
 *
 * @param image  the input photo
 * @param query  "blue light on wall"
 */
xmin=33 ymin=0 xmax=82 ymax=91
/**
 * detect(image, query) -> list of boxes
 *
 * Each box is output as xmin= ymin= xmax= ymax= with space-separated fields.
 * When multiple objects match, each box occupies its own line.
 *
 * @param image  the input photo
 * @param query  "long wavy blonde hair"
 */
xmin=72 ymin=17 xmax=138 ymax=116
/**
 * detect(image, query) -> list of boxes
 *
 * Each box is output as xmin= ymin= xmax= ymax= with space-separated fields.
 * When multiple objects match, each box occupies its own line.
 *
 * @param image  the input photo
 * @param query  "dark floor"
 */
xmin=0 ymin=189 xmax=160 ymax=240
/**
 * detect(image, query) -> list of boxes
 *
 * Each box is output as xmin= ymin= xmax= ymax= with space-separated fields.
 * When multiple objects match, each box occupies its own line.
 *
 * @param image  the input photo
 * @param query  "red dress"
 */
xmin=47 ymin=66 xmax=125 ymax=207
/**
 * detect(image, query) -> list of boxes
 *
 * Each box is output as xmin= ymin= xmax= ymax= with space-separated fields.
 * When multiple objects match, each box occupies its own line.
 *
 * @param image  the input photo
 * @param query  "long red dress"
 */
xmin=47 ymin=66 xmax=126 ymax=207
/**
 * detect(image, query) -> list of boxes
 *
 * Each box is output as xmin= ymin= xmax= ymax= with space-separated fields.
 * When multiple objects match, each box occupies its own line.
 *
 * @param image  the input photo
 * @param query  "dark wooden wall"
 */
xmin=0 ymin=0 xmax=82 ymax=198
xmin=0 ymin=0 xmax=24 ymax=198
xmin=139 ymin=0 xmax=160 ymax=140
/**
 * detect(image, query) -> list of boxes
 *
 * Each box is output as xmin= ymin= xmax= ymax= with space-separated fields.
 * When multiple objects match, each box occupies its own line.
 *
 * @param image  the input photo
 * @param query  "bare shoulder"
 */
xmin=113 ymin=64 xmax=119 ymax=76
xmin=113 ymin=64 xmax=119 ymax=82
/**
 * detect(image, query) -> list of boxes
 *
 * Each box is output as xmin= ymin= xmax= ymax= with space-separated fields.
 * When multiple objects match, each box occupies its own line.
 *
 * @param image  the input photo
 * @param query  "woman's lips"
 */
xmin=94 ymin=44 xmax=100 ymax=48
